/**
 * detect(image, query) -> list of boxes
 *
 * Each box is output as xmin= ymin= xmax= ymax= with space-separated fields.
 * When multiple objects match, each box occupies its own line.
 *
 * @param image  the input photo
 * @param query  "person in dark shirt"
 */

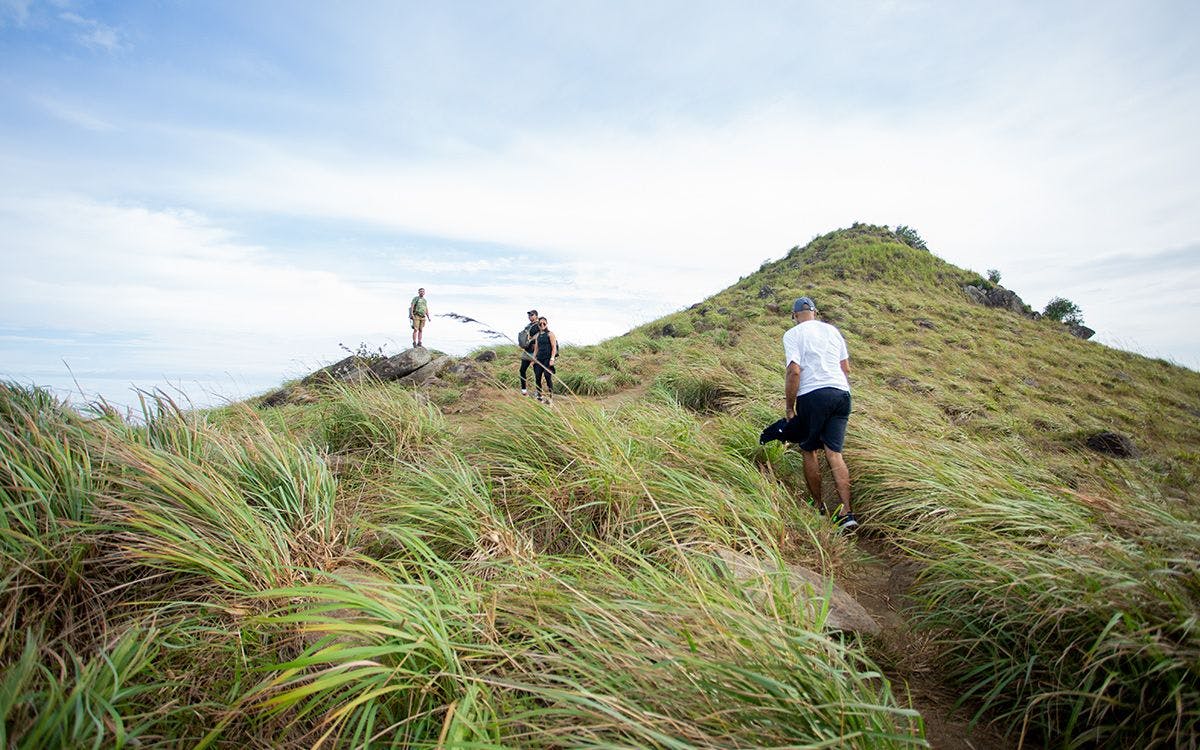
xmin=518 ymin=309 xmax=540 ymax=396
xmin=531 ymin=316 xmax=558 ymax=405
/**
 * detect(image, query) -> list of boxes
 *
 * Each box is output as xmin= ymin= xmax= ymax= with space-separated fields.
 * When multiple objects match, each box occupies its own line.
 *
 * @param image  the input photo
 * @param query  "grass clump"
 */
xmin=319 ymin=381 xmax=448 ymax=458
xmin=652 ymin=352 xmax=746 ymax=414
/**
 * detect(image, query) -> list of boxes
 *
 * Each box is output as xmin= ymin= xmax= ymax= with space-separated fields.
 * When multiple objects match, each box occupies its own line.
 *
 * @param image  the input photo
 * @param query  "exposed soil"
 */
xmin=841 ymin=535 xmax=1016 ymax=750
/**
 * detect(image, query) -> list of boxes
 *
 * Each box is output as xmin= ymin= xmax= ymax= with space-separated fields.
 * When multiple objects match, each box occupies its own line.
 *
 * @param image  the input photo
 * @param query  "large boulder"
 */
xmin=1067 ymin=322 xmax=1096 ymax=340
xmin=302 ymin=355 xmax=373 ymax=386
xmin=397 ymin=355 xmax=452 ymax=386
xmin=707 ymin=548 xmax=880 ymax=636
xmin=369 ymin=347 xmax=432 ymax=381
xmin=963 ymin=285 xmax=1033 ymax=317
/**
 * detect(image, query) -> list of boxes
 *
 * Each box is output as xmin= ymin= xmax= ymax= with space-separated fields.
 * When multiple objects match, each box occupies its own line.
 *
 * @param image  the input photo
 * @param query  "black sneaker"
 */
xmin=833 ymin=512 xmax=859 ymax=532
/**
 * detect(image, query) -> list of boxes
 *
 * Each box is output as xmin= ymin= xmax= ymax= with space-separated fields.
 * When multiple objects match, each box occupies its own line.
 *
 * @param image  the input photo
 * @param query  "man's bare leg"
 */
xmin=801 ymin=450 xmax=826 ymax=513
xmin=824 ymin=449 xmax=851 ymax=516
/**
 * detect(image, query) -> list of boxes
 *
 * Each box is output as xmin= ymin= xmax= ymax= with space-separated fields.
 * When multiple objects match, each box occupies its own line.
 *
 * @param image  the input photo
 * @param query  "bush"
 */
xmin=893 ymin=225 xmax=928 ymax=251
xmin=1043 ymin=296 xmax=1084 ymax=326
xmin=987 ymin=269 xmax=1002 ymax=284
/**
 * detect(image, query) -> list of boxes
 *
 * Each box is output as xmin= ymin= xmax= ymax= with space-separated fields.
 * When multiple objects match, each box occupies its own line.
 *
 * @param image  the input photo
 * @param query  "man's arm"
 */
xmin=840 ymin=358 xmax=850 ymax=380
xmin=785 ymin=362 xmax=801 ymax=419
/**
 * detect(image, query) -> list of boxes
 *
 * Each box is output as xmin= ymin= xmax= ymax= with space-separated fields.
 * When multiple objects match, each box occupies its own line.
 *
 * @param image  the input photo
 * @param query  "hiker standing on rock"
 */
xmin=409 ymin=288 xmax=429 ymax=348
xmin=783 ymin=296 xmax=858 ymax=530
xmin=518 ymin=309 xmax=540 ymax=397
xmin=531 ymin=316 xmax=558 ymax=405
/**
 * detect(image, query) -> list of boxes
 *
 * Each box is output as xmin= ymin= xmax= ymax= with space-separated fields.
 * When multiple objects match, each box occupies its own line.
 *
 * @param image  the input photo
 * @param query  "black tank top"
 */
xmin=536 ymin=330 xmax=553 ymax=357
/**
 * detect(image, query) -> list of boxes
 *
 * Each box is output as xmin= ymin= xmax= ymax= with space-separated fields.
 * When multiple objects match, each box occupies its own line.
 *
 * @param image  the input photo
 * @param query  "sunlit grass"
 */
xmin=4 ymin=225 xmax=1200 ymax=747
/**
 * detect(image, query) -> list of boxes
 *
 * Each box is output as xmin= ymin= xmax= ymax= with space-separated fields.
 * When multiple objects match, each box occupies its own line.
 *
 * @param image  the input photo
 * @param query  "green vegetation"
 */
xmin=3 ymin=224 xmax=1198 ymax=748
xmin=1043 ymin=295 xmax=1086 ymax=326
xmin=893 ymin=224 xmax=929 ymax=251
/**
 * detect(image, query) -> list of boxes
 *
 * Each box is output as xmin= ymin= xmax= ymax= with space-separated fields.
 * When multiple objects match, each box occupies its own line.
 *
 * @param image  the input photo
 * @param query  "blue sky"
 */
xmin=2 ymin=1 xmax=1198 ymax=408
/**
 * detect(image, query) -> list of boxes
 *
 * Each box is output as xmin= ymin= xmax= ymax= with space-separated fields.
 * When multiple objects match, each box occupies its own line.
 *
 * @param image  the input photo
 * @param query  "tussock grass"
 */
xmin=0 ymin=383 xmax=99 ymax=658
xmin=7 ymin=225 xmax=1200 ymax=747
xmin=319 ymin=381 xmax=449 ymax=458
xmin=850 ymin=393 xmax=1200 ymax=746
xmin=468 ymin=397 xmax=819 ymax=562
xmin=0 ymin=627 xmax=174 ymax=750
xmin=203 ymin=554 xmax=923 ymax=749
xmin=653 ymin=351 xmax=747 ymax=413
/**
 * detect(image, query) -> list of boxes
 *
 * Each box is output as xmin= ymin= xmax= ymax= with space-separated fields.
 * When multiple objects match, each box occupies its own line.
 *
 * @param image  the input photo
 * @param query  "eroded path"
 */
xmin=842 ymin=537 xmax=1014 ymax=750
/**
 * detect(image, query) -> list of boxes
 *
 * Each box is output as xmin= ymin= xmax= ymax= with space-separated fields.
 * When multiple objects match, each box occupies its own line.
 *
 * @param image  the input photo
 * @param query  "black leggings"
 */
xmin=534 ymin=358 xmax=554 ymax=395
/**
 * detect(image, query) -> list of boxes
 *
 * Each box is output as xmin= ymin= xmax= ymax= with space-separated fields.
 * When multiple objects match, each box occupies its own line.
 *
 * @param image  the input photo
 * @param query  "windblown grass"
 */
xmin=7 ymin=224 xmax=1200 ymax=748
xmin=0 ymin=383 xmax=99 ymax=658
xmin=850 ymin=393 xmax=1200 ymax=747
xmin=467 ymin=397 xmax=825 ymax=562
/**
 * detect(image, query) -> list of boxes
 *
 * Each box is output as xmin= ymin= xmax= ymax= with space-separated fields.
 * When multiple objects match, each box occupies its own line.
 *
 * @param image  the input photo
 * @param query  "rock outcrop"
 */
xmin=262 ymin=347 xmax=446 ymax=407
xmin=964 ymin=284 xmax=1095 ymax=339
xmin=963 ymin=284 xmax=1032 ymax=317
xmin=397 ymin=355 xmax=452 ymax=386
xmin=1067 ymin=322 xmax=1096 ymax=340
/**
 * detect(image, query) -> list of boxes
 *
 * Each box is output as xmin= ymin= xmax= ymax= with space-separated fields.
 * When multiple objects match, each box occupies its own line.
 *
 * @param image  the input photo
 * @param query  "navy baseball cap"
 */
xmin=792 ymin=297 xmax=817 ymax=313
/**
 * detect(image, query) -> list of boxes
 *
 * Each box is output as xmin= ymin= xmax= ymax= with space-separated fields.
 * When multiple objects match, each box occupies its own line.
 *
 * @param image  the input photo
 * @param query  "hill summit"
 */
xmin=3 ymin=224 xmax=1198 ymax=748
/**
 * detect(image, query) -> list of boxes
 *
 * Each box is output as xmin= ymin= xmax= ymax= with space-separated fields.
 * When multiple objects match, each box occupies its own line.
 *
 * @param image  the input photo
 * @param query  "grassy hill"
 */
xmin=3 ymin=225 xmax=1198 ymax=748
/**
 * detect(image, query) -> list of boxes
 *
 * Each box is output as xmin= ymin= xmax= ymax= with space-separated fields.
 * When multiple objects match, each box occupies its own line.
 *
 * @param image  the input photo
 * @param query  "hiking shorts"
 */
xmin=411 ymin=314 xmax=426 ymax=331
xmin=794 ymin=387 xmax=851 ymax=453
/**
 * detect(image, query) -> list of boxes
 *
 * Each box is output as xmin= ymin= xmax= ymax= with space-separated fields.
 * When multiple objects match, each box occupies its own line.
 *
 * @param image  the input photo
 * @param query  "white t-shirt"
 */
xmin=783 ymin=320 xmax=850 ymax=395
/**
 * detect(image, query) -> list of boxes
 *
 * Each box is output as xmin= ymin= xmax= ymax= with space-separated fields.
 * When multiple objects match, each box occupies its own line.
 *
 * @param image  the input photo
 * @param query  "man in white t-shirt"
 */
xmin=783 ymin=296 xmax=858 ymax=530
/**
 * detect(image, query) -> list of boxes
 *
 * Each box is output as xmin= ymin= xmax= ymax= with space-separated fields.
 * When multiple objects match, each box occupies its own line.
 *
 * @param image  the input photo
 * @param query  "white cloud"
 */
xmin=59 ymin=10 xmax=125 ymax=52
xmin=1 ymin=195 xmax=393 ymax=338
xmin=32 ymin=94 xmax=115 ymax=131
xmin=0 ymin=0 xmax=32 ymax=26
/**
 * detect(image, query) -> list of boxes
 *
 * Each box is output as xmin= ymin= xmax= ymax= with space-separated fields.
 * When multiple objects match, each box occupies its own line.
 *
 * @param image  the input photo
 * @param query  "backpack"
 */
xmin=518 ymin=327 xmax=533 ymax=351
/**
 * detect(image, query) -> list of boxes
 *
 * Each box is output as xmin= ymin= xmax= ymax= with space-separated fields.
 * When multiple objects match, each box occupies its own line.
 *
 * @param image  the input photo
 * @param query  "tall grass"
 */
xmin=196 ymin=552 xmax=923 ymax=749
xmin=851 ymin=401 xmax=1200 ymax=747
xmin=476 ymin=554 xmax=924 ymax=748
xmin=468 ymin=397 xmax=822 ymax=562
xmin=319 ymin=381 xmax=449 ymax=458
xmin=0 ymin=627 xmax=174 ymax=749
xmin=0 ymin=383 xmax=99 ymax=658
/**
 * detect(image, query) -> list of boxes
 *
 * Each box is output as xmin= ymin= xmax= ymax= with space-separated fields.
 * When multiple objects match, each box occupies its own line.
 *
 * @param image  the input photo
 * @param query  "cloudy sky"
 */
xmin=2 ymin=1 xmax=1198 ymax=408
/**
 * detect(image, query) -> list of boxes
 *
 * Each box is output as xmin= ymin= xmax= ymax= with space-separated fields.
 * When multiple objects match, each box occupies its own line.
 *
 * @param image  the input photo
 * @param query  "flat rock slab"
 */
xmin=397 ymin=355 xmax=452 ymax=385
xmin=370 ymin=347 xmax=433 ymax=381
xmin=709 ymin=548 xmax=881 ymax=636
xmin=263 ymin=348 xmax=447 ymax=407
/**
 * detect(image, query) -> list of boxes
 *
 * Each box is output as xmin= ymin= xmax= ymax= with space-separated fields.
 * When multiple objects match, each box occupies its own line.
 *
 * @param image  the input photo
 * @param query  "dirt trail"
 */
xmin=842 ymin=536 xmax=1015 ymax=750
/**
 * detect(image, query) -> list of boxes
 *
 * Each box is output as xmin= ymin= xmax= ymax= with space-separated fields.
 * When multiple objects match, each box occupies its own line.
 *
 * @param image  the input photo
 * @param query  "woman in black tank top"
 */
xmin=531 ymin=317 xmax=557 ymax=403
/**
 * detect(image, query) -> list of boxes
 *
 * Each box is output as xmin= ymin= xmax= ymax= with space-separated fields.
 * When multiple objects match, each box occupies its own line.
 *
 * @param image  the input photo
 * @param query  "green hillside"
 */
xmin=3 ymin=225 xmax=1198 ymax=748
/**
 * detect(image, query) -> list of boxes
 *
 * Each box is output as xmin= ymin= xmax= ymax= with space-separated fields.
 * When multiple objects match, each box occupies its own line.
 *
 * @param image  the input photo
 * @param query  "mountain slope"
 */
xmin=2 ymin=224 xmax=1197 ymax=749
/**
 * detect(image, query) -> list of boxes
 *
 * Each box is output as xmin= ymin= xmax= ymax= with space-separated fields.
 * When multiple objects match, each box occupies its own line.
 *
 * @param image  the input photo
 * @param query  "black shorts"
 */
xmin=794 ymin=387 xmax=851 ymax=452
